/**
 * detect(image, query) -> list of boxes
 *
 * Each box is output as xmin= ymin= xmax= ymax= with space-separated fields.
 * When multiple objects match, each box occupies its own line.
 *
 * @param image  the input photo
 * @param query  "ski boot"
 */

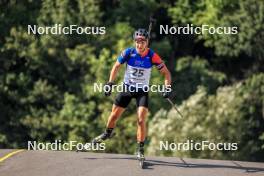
xmin=91 ymin=132 xmax=113 ymax=144
xmin=76 ymin=128 xmax=114 ymax=152
xmin=91 ymin=128 xmax=115 ymax=144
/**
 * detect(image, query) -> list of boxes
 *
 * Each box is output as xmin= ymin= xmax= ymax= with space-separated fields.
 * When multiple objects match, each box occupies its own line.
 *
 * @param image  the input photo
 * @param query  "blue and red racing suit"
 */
xmin=114 ymin=47 xmax=165 ymax=108
xmin=117 ymin=47 xmax=164 ymax=88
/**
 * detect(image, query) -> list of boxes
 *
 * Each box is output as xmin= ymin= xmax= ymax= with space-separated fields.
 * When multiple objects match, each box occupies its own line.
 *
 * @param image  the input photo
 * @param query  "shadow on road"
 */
xmin=83 ymin=156 xmax=264 ymax=172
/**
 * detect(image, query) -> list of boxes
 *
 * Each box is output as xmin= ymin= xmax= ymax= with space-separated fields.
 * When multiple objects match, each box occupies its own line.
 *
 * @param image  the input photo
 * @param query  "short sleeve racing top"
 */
xmin=117 ymin=48 xmax=164 ymax=88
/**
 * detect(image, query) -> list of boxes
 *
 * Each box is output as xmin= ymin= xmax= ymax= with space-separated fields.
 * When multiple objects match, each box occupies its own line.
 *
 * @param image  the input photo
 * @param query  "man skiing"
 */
xmin=91 ymin=28 xmax=172 ymax=159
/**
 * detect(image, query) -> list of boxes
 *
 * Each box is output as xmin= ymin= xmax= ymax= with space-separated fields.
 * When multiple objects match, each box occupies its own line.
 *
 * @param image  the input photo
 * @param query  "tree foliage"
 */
xmin=148 ymin=73 xmax=264 ymax=161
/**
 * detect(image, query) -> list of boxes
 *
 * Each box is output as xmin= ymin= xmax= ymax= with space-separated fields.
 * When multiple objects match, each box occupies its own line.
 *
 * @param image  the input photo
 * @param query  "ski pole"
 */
xmin=166 ymin=98 xmax=184 ymax=118
xmin=148 ymin=15 xmax=156 ymax=45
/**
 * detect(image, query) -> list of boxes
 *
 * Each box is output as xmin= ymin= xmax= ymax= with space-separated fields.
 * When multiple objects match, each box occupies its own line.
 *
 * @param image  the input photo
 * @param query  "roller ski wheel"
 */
xmin=137 ymin=152 xmax=145 ymax=169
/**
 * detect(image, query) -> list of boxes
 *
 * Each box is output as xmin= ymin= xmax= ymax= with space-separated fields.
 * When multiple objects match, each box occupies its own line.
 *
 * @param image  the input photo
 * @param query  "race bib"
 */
xmin=124 ymin=65 xmax=151 ymax=87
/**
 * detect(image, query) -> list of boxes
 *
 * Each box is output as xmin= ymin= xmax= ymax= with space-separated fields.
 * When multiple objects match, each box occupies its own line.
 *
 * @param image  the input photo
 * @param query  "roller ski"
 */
xmin=76 ymin=128 xmax=114 ymax=152
xmin=136 ymin=144 xmax=145 ymax=169
xmin=91 ymin=130 xmax=115 ymax=144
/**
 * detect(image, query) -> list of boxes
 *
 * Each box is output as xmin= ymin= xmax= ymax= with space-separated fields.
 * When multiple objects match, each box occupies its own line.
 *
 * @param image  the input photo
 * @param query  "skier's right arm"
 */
xmin=105 ymin=62 xmax=122 ymax=96
xmin=108 ymin=61 xmax=122 ymax=83
xmin=104 ymin=48 xmax=130 ymax=96
xmin=108 ymin=48 xmax=130 ymax=82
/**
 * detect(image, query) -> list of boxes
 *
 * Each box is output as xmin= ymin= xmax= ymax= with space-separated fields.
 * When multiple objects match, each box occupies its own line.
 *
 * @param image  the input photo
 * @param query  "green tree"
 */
xmin=148 ymin=73 xmax=264 ymax=161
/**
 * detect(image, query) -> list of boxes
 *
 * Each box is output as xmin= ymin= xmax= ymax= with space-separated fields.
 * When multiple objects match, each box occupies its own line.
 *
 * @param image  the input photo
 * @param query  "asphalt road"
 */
xmin=0 ymin=150 xmax=263 ymax=176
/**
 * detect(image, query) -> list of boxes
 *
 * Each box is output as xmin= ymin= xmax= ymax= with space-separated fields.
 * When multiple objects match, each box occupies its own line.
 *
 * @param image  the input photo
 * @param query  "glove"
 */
xmin=162 ymin=86 xmax=172 ymax=99
xmin=104 ymin=82 xmax=114 ymax=96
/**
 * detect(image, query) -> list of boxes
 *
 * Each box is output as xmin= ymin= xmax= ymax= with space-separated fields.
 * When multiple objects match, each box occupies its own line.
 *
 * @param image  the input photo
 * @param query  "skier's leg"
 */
xmin=92 ymin=91 xmax=131 ymax=144
xmin=135 ymin=90 xmax=149 ymax=158
xmin=136 ymin=106 xmax=148 ymax=158
xmin=91 ymin=105 xmax=125 ymax=143
xmin=106 ymin=104 xmax=125 ymax=128
xmin=137 ymin=106 xmax=148 ymax=142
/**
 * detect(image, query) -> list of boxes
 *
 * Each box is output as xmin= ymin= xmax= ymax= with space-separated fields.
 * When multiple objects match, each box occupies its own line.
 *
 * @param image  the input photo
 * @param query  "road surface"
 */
xmin=0 ymin=149 xmax=263 ymax=176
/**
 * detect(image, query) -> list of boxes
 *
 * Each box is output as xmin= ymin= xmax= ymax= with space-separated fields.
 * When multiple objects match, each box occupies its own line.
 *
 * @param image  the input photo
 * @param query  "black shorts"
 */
xmin=114 ymin=85 xmax=149 ymax=108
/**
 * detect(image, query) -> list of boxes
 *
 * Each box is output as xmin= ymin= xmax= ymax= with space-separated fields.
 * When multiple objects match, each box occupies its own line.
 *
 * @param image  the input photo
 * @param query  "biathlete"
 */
xmin=91 ymin=28 xmax=172 ymax=159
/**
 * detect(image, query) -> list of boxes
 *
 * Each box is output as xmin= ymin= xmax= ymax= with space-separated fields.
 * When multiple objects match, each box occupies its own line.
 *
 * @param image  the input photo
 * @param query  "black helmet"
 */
xmin=133 ymin=28 xmax=149 ymax=40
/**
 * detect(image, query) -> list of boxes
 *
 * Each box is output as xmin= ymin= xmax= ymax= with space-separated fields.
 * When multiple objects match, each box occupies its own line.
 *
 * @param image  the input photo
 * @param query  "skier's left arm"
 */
xmin=152 ymin=53 xmax=171 ymax=87
xmin=159 ymin=64 xmax=171 ymax=87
